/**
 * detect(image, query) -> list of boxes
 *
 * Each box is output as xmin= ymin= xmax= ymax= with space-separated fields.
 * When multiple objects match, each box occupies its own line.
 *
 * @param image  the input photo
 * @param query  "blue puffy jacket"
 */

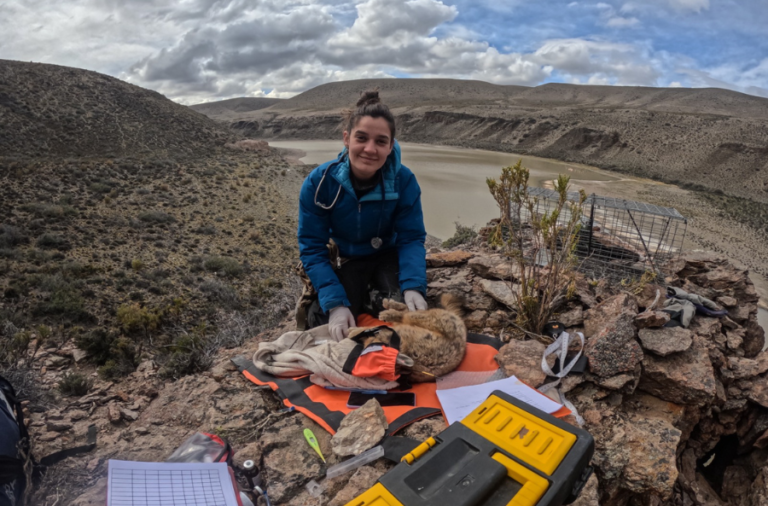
xmin=298 ymin=141 xmax=427 ymax=313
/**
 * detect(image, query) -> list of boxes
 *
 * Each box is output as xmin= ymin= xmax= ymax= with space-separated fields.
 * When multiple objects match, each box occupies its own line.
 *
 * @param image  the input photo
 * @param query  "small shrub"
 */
xmin=36 ymin=233 xmax=71 ymax=250
xmin=203 ymin=256 xmax=243 ymax=278
xmin=35 ymin=275 xmax=85 ymax=318
xmin=20 ymin=203 xmax=77 ymax=219
xmin=442 ymin=222 xmax=478 ymax=248
xmin=75 ymin=329 xmax=117 ymax=365
xmin=160 ymin=329 xmax=215 ymax=379
xmin=0 ymin=248 xmax=20 ymax=259
xmin=57 ymin=372 xmax=92 ymax=396
xmin=193 ymin=225 xmax=217 ymax=235
xmin=88 ymin=182 xmax=112 ymax=194
xmin=137 ymin=211 xmax=176 ymax=224
xmin=131 ymin=259 xmax=145 ymax=271
xmin=0 ymin=330 xmax=31 ymax=365
xmin=116 ymin=303 xmax=162 ymax=337
xmin=199 ymin=279 xmax=240 ymax=307
xmin=0 ymin=224 xmax=28 ymax=248
xmin=486 ymin=160 xmax=585 ymax=336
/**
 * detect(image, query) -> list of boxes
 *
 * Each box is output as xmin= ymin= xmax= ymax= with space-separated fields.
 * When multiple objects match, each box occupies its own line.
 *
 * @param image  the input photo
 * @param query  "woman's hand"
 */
xmin=404 ymin=290 xmax=427 ymax=311
xmin=329 ymin=306 xmax=356 ymax=341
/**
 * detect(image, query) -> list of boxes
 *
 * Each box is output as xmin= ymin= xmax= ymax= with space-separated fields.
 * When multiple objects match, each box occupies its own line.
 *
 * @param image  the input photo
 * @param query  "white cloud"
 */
xmin=621 ymin=0 xmax=709 ymax=14
xmin=533 ymin=38 xmax=659 ymax=86
xmin=605 ymin=16 xmax=639 ymax=27
xmin=595 ymin=2 xmax=640 ymax=28
xmin=679 ymin=58 xmax=768 ymax=98
xmin=667 ymin=0 xmax=709 ymax=13
xmin=1 ymin=0 xmax=764 ymax=104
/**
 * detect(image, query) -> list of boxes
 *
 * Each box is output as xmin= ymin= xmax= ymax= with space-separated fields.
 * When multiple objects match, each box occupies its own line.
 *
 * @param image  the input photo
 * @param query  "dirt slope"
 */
xmin=210 ymin=78 xmax=768 ymax=203
xmin=189 ymin=97 xmax=283 ymax=119
xmin=0 ymin=59 xmax=237 ymax=158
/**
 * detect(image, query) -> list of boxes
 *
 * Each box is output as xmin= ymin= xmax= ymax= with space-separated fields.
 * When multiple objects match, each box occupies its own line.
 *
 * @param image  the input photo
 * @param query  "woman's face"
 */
xmin=343 ymin=116 xmax=394 ymax=181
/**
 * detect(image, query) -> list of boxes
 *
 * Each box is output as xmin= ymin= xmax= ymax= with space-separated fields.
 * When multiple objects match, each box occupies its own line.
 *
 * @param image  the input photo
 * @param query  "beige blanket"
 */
xmin=253 ymin=325 xmax=412 ymax=389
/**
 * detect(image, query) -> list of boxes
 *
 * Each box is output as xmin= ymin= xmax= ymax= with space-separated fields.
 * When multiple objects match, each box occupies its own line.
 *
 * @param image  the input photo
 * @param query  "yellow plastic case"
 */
xmin=343 ymin=390 xmax=593 ymax=506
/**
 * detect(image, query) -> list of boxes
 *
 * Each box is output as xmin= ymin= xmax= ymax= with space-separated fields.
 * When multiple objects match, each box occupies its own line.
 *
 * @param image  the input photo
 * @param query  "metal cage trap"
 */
xmin=520 ymin=188 xmax=687 ymax=281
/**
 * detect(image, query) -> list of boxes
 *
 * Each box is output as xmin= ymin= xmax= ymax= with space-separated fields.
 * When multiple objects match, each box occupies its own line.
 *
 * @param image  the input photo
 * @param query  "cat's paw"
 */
xmin=378 ymin=309 xmax=403 ymax=322
xmin=382 ymin=298 xmax=408 ymax=311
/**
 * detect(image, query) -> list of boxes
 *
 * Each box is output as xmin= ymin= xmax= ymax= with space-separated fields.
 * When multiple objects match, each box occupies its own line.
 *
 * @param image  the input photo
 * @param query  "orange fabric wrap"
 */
xmin=351 ymin=346 xmax=400 ymax=381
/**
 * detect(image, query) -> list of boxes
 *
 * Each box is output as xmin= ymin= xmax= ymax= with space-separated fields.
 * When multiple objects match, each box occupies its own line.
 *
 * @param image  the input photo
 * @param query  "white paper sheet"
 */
xmin=436 ymin=375 xmax=563 ymax=425
xmin=107 ymin=460 xmax=240 ymax=506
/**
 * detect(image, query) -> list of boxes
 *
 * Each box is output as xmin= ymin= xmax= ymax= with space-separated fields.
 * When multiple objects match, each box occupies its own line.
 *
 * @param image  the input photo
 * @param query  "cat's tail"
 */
xmin=439 ymin=293 xmax=464 ymax=316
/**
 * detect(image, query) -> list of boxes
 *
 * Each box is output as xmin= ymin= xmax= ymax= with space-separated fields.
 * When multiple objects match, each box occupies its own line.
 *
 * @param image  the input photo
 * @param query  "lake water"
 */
xmin=269 ymin=140 xmax=620 ymax=240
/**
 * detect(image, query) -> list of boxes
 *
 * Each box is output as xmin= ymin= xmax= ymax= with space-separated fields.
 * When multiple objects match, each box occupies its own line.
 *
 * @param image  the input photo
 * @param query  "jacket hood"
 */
xmin=332 ymin=140 xmax=402 ymax=200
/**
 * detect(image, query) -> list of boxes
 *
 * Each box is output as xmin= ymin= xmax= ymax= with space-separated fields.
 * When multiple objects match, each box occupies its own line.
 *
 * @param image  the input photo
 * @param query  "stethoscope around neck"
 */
xmin=313 ymin=151 xmax=386 ymax=249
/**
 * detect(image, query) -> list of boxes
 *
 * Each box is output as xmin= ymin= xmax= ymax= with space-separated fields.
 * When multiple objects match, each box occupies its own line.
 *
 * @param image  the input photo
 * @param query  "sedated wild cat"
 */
xmin=349 ymin=294 xmax=467 ymax=382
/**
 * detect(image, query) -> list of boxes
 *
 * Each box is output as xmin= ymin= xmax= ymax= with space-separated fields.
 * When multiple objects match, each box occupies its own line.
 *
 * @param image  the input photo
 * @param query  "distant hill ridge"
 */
xmin=199 ymin=78 xmax=768 ymax=120
xmin=0 ymin=59 xmax=237 ymax=159
xmin=189 ymin=97 xmax=282 ymax=118
xmin=199 ymin=78 xmax=768 ymax=203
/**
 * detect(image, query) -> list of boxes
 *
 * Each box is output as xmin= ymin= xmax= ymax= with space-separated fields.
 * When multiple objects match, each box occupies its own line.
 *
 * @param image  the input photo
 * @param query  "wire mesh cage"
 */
xmin=519 ymin=188 xmax=687 ymax=281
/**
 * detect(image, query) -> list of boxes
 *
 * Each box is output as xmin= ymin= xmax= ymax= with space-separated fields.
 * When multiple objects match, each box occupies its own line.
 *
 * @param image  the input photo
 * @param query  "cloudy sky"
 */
xmin=1 ymin=0 xmax=767 ymax=104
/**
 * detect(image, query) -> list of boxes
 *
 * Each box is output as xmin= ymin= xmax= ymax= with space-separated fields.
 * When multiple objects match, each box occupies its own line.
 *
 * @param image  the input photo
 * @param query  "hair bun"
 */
xmin=356 ymin=90 xmax=381 ymax=107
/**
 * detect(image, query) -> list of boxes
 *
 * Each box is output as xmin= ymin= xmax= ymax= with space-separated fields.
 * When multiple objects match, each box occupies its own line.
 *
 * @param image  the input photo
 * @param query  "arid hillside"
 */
xmin=189 ymin=97 xmax=283 ymax=119
xmin=0 ymin=60 xmax=305 ymax=426
xmin=199 ymin=78 xmax=768 ymax=204
xmin=0 ymin=59 xmax=237 ymax=158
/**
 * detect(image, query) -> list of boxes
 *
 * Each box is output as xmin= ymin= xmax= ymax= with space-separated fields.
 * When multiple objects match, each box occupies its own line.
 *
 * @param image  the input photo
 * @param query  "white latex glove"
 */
xmin=328 ymin=306 xmax=355 ymax=341
xmin=404 ymin=290 xmax=428 ymax=311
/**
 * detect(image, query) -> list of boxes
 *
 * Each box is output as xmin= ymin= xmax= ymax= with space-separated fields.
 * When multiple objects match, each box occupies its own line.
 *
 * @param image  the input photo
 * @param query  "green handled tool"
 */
xmin=304 ymin=428 xmax=326 ymax=463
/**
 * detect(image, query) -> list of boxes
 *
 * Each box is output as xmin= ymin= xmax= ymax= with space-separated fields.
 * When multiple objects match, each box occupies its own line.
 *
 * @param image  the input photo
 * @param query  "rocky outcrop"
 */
xmin=25 ymin=243 xmax=767 ymax=506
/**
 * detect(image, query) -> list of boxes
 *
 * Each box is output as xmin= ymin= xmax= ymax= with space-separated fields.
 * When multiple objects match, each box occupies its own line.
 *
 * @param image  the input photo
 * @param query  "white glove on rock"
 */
xmin=404 ymin=290 xmax=428 ymax=311
xmin=328 ymin=306 xmax=355 ymax=341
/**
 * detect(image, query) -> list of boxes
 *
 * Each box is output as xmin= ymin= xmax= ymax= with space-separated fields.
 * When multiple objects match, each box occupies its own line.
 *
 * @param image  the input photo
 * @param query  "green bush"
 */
xmin=88 ymin=182 xmax=112 ymax=194
xmin=96 ymin=337 xmax=137 ymax=380
xmin=203 ymin=256 xmax=243 ymax=278
xmin=160 ymin=331 xmax=215 ymax=379
xmin=442 ymin=222 xmax=478 ymax=248
xmin=116 ymin=303 xmax=162 ymax=336
xmin=20 ymin=203 xmax=77 ymax=219
xmin=199 ymin=279 xmax=240 ymax=308
xmin=138 ymin=211 xmax=176 ymax=224
xmin=75 ymin=329 xmax=117 ymax=365
xmin=0 ymin=224 xmax=28 ymax=248
xmin=57 ymin=372 xmax=92 ymax=396
xmin=36 ymin=233 xmax=71 ymax=250
xmin=34 ymin=275 xmax=85 ymax=318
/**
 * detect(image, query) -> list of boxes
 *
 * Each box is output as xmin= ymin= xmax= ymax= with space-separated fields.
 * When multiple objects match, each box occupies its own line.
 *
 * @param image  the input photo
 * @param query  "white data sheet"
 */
xmin=436 ymin=375 xmax=563 ymax=425
xmin=107 ymin=460 xmax=240 ymax=506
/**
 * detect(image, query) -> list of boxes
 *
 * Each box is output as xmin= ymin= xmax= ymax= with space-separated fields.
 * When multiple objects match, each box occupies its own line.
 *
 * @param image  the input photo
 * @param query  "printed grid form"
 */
xmin=108 ymin=465 xmax=234 ymax=506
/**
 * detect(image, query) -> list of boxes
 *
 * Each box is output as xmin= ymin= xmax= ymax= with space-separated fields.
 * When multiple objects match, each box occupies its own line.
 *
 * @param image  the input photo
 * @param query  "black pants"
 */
xmin=306 ymin=248 xmax=403 ymax=328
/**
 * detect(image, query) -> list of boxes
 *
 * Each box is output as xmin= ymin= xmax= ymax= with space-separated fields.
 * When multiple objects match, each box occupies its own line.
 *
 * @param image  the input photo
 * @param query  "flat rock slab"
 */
xmin=746 ymin=377 xmax=768 ymax=408
xmin=584 ymin=293 xmax=639 ymax=337
xmin=638 ymin=327 xmax=693 ymax=356
xmin=584 ymin=313 xmax=642 ymax=378
xmin=426 ymin=250 xmax=473 ymax=267
xmin=558 ymin=307 xmax=584 ymax=327
xmin=726 ymin=354 xmax=768 ymax=380
xmin=261 ymin=415 xmax=326 ymax=503
xmin=331 ymin=399 xmax=388 ymax=457
xmin=634 ymin=311 xmax=671 ymax=329
xmin=479 ymin=279 xmax=518 ymax=310
xmin=639 ymin=337 xmax=717 ymax=406
xmin=495 ymin=339 xmax=547 ymax=388
xmin=426 ymin=271 xmax=472 ymax=292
